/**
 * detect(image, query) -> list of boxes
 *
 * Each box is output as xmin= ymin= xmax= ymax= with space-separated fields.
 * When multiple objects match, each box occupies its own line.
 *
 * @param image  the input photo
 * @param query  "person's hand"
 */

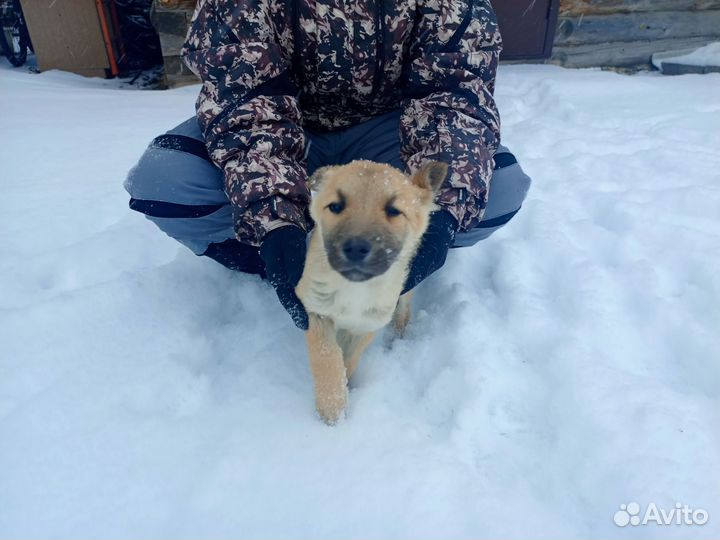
xmin=259 ymin=226 xmax=309 ymax=330
xmin=402 ymin=210 xmax=458 ymax=294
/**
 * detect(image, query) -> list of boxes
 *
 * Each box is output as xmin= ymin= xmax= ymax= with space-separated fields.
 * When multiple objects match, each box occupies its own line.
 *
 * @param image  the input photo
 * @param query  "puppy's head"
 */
xmin=308 ymin=160 xmax=447 ymax=282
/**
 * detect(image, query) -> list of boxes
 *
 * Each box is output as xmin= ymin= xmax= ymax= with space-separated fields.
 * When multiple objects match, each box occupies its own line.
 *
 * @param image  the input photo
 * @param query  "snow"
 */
xmin=1 ymin=63 xmax=719 ymax=538
xmin=652 ymin=42 xmax=720 ymax=69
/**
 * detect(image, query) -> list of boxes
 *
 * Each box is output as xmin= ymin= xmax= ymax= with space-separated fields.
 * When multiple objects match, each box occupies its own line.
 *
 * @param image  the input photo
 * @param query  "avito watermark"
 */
xmin=614 ymin=502 xmax=709 ymax=527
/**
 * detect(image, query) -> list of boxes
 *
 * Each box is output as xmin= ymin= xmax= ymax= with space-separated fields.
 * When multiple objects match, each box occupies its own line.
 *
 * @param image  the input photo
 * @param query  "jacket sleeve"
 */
xmin=400 ymin=0 xmax=502 ymax=231
xmin=181 ymin=0 xmax=309 ymax=246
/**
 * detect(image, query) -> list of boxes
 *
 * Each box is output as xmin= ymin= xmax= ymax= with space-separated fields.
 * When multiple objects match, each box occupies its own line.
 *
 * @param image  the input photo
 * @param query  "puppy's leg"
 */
xmin=337 ymin=330 xmax=375 ymax=380
xmin=306 ymin=313 xmax=347 ymax=425
xmin=391 ymin=291 xmax=413 ymax=339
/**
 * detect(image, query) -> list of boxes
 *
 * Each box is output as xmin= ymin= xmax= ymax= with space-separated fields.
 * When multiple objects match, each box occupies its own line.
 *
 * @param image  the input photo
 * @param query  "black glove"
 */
xmin=402 ymin=210 xmax=458 ymax=294
xmin=259 ymin=226 xmax=309 ymax=330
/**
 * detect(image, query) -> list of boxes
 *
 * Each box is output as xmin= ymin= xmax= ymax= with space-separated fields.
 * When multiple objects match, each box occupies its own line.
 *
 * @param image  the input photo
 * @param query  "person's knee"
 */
xmin=124 ymin=146 xmax=173 ymax=201
xmin=124 ymin=120 xmax=222 ymax=204
xmin=453 ymin=148 xmax=531 ymax=247
xmin=512 ymin=163 xmax=532 ymax=202
xmin=124 ymin=119 xmax=234 ymax=254
xmin=490 ymin=150 xmax=531 ymax=211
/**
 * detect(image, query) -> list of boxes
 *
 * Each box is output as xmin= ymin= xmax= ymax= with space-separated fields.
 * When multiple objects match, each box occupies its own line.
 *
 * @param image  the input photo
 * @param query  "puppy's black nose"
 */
xmin=342 ymin=238 xmax=372 ymax=263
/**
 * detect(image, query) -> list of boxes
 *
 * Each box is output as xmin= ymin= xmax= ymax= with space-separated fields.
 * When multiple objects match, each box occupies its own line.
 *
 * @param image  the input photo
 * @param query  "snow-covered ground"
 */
xmin=1 ymin=62 xmax=719 ymax=539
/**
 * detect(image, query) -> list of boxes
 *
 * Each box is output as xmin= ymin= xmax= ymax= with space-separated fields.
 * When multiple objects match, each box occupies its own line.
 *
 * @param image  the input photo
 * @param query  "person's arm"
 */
xmin=182 ymin=0 xmax=309 ymax=247
xmin=401 ymin=0 xmax=502 ymax=232
xmin=183 ymin=1 xmax=310 ymax=330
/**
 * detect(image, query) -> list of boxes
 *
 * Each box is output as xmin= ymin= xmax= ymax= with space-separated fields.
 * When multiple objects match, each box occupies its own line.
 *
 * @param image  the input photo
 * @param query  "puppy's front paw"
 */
xmin=316 ymin=387 xmax=348 ymax=425
xmin=391 ymin=292 xmax=412 ymax=339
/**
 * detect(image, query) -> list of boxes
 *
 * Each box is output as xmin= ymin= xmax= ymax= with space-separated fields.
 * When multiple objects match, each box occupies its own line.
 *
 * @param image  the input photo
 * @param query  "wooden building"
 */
xmin=551 ymin=0 xmax=720 ymax=68
xmin=152 ymin=0 xmax=720 ymax=86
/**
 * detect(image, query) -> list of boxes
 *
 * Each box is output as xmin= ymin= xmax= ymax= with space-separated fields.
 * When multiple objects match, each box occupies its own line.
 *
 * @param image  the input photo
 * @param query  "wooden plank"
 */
xmin=660 ymin=62 xmax=720 ymax=75
xmin=559 ymin=0 xmax=720 ymax=16
xmin=152 ymin=10 xmax=189 ymax=35
xmin=156 ymin=32 xmax=186 ymax=56
xmin=549 ymin=36 xmax=718 ymax=67
xmin=20 ymin=0 xmax=110 ymax=76
xmin=154 ymin=0 xmax=197 ymax=10
xmin=555 ymin=10 xmax=720 ymax=45
xmin=151 ymin=0 xmax=198 ymax=88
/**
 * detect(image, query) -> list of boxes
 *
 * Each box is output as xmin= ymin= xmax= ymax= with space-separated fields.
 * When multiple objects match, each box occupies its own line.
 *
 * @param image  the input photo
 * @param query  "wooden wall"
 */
xmin=550 ymin=0 xmax=720 ymax=68
xmin=151 ymin=0 xmax=720 ymax=86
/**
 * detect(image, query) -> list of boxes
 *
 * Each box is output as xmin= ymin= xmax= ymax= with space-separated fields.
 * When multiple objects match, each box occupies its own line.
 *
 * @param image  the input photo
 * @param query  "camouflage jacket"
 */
xmin=182 ymin=0 xmax=502 ymax=246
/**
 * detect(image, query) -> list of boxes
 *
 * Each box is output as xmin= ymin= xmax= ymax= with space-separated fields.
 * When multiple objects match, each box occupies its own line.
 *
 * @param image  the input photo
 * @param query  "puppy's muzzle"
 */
xmin=327 ymin=234 xmax=398 ymax=282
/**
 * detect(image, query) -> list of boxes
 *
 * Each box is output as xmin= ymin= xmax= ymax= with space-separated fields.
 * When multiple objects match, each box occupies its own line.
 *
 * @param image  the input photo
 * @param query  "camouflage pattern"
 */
xmin=182 ymin=0 xmax=502 ymax=245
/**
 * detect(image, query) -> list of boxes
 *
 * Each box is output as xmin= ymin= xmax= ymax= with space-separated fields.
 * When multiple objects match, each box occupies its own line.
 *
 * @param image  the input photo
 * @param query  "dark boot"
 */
xmin=202 ymin=239 xmax=267 ymax=278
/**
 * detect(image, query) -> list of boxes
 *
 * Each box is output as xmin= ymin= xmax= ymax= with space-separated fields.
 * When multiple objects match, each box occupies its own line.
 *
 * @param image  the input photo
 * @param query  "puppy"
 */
xmin=296 ymin=159 xmax=447 ymax=424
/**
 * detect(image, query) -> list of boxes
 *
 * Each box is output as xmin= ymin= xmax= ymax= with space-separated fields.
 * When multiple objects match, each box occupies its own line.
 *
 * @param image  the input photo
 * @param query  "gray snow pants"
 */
xmin=124 ymin=110 xmax=531 ymax=262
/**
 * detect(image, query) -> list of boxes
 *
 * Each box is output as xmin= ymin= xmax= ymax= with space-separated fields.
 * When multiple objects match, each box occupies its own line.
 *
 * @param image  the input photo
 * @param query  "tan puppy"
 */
xmin=296 ymin=159 xmax=447 ymax=424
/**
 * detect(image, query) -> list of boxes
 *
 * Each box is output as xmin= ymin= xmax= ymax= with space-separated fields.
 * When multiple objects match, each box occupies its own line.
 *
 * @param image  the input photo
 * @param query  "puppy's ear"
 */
xmin=307 ymin=166 xmax=332 ymax=191
xmin=411 ymin=161 xmax=448 ymax=193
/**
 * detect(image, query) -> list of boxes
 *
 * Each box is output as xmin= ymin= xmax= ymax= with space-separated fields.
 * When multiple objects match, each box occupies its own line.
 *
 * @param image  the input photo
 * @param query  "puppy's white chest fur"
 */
xmin=300 ymin=264 xmax=405 ymax=333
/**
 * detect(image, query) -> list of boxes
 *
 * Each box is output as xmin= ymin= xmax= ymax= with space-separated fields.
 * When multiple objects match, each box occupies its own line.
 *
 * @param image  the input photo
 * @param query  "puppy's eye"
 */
xmin=327 ymin=201 xmax=345 ymax=214
xmin=385 ymin=205 xmax=402 ymax=218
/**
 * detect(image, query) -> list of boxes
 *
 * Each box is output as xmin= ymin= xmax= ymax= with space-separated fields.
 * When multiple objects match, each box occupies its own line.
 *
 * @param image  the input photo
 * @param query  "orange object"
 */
xmin=95 ymin=0 xmax=119 ymax=76
xmin=108 ymin=0 xmax=127 ymax=68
